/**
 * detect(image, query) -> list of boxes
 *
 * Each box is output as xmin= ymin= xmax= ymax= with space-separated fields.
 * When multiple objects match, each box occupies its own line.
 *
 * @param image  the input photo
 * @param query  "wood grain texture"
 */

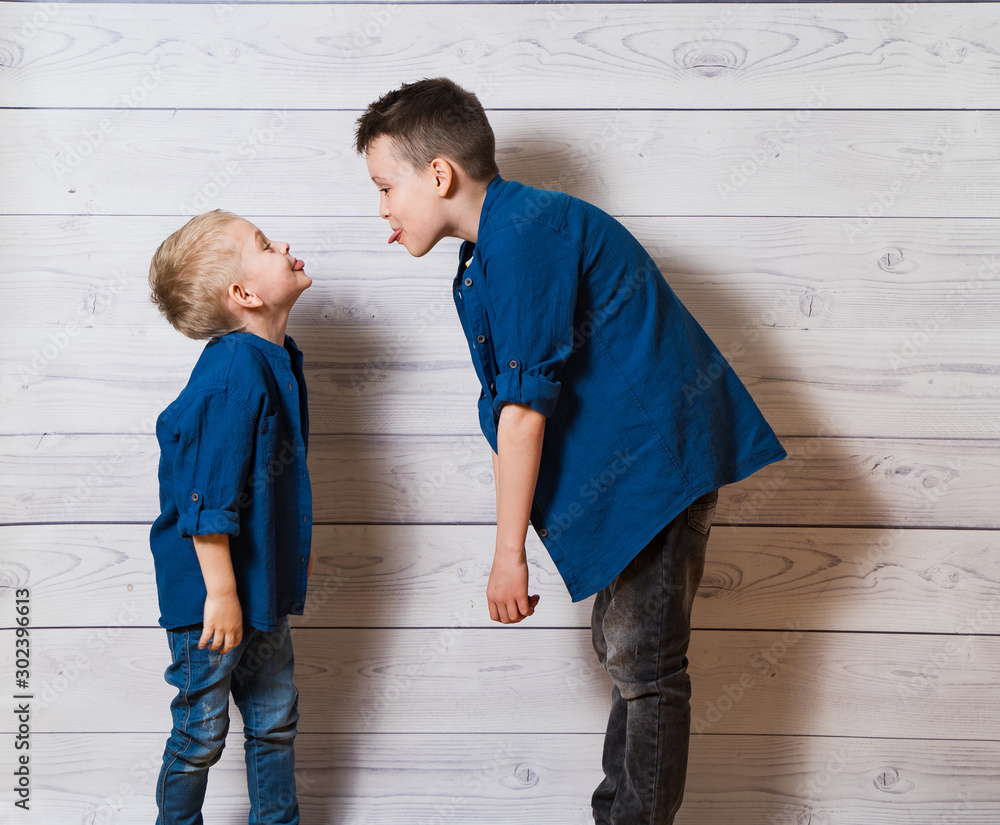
xmin=3 ymin=434 xmax=998 ymax=527
xmin=2 ymin=4 xmax=998 ymax=109
xmin=1 ymin=627 xmax=995 ymax=739
xmin=6 ymin=109 xmax=998 ymax=216
xmin=6 ymin=732 xmax=999 ymax=824
xmin=5 ymin=216 xmax=999 ymax=332
xmin=6 ymin=322 xmax=998 ymax=438
xmin=3 ymin=0 xmax=999 ymax=818
xmin=3 ymin=524 xmax=998 ymax=634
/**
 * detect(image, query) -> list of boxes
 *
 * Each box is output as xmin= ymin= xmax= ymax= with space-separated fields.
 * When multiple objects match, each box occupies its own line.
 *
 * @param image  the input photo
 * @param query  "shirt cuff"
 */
xmin=492 ymin=368 xmax=561 ymax=418
xmin=177 ymin=491 xmax=241 ymax=538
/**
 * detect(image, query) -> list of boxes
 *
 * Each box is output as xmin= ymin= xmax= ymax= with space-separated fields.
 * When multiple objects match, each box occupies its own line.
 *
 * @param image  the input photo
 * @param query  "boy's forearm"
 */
xmin=192 ymin=533 xmax=238 ymax=596
xmin=495 ymin=403 xmax=546 ymax=554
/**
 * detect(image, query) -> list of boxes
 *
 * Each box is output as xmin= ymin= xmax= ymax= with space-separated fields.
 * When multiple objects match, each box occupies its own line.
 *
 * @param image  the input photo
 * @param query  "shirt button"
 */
xmin=190 ymin=493 xmax=199 ymax=501
xmin=538 ymin=528 xmax=548 ymax=538
xmin=476 ymin=335 xmax=486 ymax=344
xmin=464 ymin=277 xmax=473 ymax=287
xmin=508 ymin=360 xmax=518 ymax=369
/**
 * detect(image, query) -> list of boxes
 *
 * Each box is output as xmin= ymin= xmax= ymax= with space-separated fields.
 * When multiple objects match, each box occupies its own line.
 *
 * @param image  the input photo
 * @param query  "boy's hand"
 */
xmin=192 ymin=533 xmax=242 ymax=654
xmin=200 ymin=592 xmax=243 ymax=654
xmin=487 ymin=546 xmax=540 ymax=624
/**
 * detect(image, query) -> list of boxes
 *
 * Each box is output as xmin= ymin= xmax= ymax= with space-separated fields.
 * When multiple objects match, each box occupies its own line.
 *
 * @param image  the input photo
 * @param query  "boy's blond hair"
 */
xmin=148 ymin=210 xmax=247 ymax=340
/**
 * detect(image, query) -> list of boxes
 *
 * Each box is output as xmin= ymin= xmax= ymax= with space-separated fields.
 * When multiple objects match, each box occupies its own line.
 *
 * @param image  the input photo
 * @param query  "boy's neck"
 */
xmin=239 ymin=311 xmax=290 ymax=347
xmin=452 ymin=180 xmax=490 ymax=245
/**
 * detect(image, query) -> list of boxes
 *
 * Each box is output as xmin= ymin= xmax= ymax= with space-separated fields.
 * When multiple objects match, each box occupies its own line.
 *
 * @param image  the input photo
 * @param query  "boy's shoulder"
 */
xmin=483 ymin=178 xmax=572 ymax=236
xmin=158 ymin=334 xmax=273 ymax=430
xmin=481 ymin=177 xmax=624 ymax=253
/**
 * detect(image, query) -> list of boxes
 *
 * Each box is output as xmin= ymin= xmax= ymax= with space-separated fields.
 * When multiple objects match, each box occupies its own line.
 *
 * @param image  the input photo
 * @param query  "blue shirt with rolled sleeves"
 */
xmin=453 ymin=175 xmax=786 ymax=602
xmin=149 ymin=331 xmax=312 ymax=631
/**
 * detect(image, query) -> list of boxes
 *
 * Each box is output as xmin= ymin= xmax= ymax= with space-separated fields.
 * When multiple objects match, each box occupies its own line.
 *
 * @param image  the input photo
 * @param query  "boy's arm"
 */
xmin=193 ymin=533 xmax=243 ymax=653
xmin=488 ymin=402 xmax=545 ymax=624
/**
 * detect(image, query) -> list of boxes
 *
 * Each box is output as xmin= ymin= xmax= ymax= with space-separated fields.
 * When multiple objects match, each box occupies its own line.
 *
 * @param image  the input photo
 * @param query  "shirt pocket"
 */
xmin=259 ymin=404 xmax=279 ymax=434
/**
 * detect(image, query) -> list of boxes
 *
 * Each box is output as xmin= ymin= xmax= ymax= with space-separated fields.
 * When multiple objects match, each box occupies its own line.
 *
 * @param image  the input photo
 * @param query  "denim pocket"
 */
xmin=687 ymin=489 xmax=719 ymax=534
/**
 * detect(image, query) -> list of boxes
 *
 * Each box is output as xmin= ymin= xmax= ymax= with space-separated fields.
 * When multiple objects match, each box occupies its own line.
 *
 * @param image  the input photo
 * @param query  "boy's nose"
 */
xmin=280 ymin=241 xmax=290 ymax=254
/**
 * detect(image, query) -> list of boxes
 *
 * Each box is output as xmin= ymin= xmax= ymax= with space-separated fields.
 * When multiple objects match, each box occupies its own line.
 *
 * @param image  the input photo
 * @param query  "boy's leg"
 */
xmin=590 ymin=490 xmax=717 ymax=825
xmin=156 ymin=625 xmax=246 ymax=825
xmin=590 ymin=594 xmax=626 ymax=819
xmin=230 ymin=616 xmax=300 ymax=825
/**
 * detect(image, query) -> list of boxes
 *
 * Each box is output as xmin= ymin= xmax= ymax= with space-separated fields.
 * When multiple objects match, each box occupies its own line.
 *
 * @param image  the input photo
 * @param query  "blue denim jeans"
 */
xmin=156 ymin=616 xmax=299 ymax=825
xmin=591 ymin=489 xmax=718 ymax=825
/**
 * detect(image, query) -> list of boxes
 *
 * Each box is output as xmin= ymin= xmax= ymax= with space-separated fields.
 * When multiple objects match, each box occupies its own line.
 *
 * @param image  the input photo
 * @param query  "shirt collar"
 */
xmin=476 ymin=174 xmax=506 ymax=241
xmin=218 ymin=331 xmax=301 ymax=366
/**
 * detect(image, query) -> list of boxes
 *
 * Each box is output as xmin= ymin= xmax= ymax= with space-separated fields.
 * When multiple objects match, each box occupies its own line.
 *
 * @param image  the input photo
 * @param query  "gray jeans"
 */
xmin=591 ymin=489 xmax=718 ymax=825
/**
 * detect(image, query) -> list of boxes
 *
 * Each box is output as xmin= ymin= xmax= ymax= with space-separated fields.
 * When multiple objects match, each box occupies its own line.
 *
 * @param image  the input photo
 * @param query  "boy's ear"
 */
xmin=228 ymin=282 xmax=263 ymax=309
xmin=429 ymin=157 xmax=454 ymax=198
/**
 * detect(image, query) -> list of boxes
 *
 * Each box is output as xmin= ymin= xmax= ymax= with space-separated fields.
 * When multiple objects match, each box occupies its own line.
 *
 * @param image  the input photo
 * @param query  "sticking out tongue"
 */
xmin=388 ymin=229 xmax=402 ymax=244
xmin=292 ymin=259 xmax=305 ymax=271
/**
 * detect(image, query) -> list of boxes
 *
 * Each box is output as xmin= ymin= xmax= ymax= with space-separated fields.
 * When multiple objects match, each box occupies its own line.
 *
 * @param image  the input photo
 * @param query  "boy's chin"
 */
xmin=402 ymin=240 xmax=431 ymax=258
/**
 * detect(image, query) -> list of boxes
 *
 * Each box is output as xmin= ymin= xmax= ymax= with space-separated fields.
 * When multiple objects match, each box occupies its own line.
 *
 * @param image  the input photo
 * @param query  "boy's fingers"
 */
xmin=198 ymin=625 xmax=213 ymax=649
xmin=488 ymin=599 xmax=500 ymax=623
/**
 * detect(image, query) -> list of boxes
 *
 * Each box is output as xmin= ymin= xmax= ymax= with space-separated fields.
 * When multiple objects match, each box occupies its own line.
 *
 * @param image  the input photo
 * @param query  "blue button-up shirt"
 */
xmin=454 ymin=176 xmax=786 ymax=601
xmin=149 ymin=332 xmax=312 ymax=631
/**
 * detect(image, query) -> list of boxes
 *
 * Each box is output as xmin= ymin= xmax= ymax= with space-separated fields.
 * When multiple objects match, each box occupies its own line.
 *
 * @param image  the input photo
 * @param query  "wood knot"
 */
xmin=873 ymin=766 xmax=915 ymax=794
xmin=499 ymin=763 xmax=540 ymax=789
xmin=932 ymin=40 xmax=969 ymax=63
xmin=0 ymin=42 xmax=21 ymax=69
xmin=674 ymin=41 xmax=747 ymax=77
xmin=877 ymin=247 xmax=919 ymax=274
xmin=795 ymin=811 xmax=830 ymax=825
xmin=799 ymin=289 xmax=831 ymax=320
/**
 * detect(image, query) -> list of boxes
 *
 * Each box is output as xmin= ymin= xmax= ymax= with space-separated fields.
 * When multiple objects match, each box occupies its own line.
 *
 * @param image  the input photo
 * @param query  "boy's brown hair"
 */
xmin=148 ymin=210 xmax=247 ymax=340
xmin=355 ymin=77 xmax=500 ymax=182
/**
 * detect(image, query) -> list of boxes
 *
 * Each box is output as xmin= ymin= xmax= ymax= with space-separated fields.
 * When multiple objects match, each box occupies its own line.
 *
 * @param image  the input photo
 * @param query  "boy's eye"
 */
xmin=380 ymin=188 xmax=389 ymax=195
xmin=263 ymin=242 xmax=272 ymax=251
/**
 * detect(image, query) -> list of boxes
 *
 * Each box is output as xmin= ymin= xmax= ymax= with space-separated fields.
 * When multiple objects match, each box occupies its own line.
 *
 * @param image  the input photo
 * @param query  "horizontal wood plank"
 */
xmin=2 ymin=627 xmax=996 ymax=739
xmin=5 ymin=322 xmax=999 ymax=438
xmin=2 ymin=524 xmax=998 ymax=634
xmin=5 ymin=109 xmax=998 ymax=216
xmin=4 ymin=732 xmax=998 ymax=824
xmin=2 ymin=434 xmax=998 ymax=527
xmin=5 ymin=216 xmax=999 ymax=332
xmin=2 ymin=4 xmax=998 ymax=109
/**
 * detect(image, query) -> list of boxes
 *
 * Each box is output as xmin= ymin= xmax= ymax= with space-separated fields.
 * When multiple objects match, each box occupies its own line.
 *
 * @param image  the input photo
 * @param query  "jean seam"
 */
xmin=244 ymin=630 xmax=263 ymax=825
xmin=648 ymin=529 xmax=670 ymax=825
xmin=158 ymin=630 xmax=196 ymax=823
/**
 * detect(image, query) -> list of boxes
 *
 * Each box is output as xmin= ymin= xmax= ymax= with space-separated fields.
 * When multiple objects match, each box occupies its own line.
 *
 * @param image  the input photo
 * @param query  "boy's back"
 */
xmin=455 ymin=176 xmax=785 ymax=599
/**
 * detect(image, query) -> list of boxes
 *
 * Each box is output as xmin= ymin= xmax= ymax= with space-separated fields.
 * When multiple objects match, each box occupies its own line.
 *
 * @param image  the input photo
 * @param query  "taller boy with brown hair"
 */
xmin=356 ymin=78 xmax=785 ymax=824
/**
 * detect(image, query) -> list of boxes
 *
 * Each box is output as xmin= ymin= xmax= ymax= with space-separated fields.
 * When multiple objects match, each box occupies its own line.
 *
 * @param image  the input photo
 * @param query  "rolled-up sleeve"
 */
xmin=486 ymin=223 xmax=580 ymax=418
xmin=173 ymin=390 xmax=256 ymax=538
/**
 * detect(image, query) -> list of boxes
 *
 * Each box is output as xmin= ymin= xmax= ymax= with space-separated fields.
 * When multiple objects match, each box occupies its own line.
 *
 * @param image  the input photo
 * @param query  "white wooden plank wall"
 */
xmin=2 ymin=2 xmax=999 ymax=822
